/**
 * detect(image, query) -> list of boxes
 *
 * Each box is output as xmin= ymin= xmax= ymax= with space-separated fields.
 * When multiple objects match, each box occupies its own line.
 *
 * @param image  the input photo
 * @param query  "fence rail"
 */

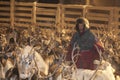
xmin=0 ymin=0 xmax=120 ymax=34
xmin=114 ymin=8 xmax=120 ymax=30
xmin=0 ymin=1 xmax=10 ymax=27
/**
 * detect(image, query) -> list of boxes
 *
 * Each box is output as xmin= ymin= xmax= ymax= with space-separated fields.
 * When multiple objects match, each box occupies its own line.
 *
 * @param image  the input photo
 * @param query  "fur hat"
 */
xmin=75 ymin=17 xmax=89 ymax=32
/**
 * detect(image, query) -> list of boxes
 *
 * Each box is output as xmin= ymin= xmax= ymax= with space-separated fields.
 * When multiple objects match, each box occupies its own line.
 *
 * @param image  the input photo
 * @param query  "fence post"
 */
xmin=32 ymin=1 xmax=36 ymax=33
xmin=108 ymin=8 xmax=114 ymax=28
xmin=10 ymin=0 xmax=15 ymax=29
xmin=61 ymin=5 xmax=65 ymax=28
xmin=56 ymin=4 xmax=61 ymax=29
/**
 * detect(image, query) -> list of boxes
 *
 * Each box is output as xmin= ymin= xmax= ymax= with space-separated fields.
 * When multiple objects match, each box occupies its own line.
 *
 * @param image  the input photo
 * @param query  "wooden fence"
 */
xmin=36 ymin=3 xmax=60 ymax=28
xmin=61 ymin=5 xmax=87 ymax=34
xmin=85 ymin=6 xmax=114 ymax=34
xmin=0 ymin=1 xmax=10 ymax=27
xmin=114 ymin=7 xmax=120 ymax=30
xmin=0 ymin=0 xmax=120 ymax=34
xmin=14 ymin=2 xmax=33 ymax=28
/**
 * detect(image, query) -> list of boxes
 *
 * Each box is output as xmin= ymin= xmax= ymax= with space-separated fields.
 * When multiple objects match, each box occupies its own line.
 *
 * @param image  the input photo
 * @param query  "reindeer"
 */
xmin=15 ymin=45 xmax=49 ymax=80
xmin=94 ymin=24 xmax=120 ymax=79
xmin=56 ymin=42 xmax=116 ymax=80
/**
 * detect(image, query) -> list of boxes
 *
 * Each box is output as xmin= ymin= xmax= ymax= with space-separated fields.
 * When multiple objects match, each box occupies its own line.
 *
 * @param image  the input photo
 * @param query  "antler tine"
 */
xmin=70 ymin=42 xmax=80 ymax=68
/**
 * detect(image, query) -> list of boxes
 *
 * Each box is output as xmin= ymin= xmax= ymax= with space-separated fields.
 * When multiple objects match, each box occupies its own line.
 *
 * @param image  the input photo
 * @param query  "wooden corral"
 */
xmin=36 ymin=3 xmax=60 ymax=29
xmin=61 ymin=5 xmax=87 ymax=35
xmin=114 ymin=8 xmax=120 ymax=31
xmin=0 ymin=1 xmax=10 ymax=27
xmin=14 ymin=2 xmax=33 ymax=28
xmin=0 ymin=0 xmax=120 ymax=34
xmin=85 ymin=6 xmax=114 ymax=34
xmin=0 ymin=1 xmax=120 ymax=79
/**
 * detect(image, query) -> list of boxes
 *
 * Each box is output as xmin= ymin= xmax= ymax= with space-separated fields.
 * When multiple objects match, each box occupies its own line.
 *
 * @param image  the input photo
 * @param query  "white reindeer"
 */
xmin=0 ymin=58 xmax=14 ymax=79
xmin=72 ymin=60 xmax=115 ymax=80
xmin=16 ymin=45 xmax=49 ymax=80
xmin=56 ymin=43 xmax=115 ymax=80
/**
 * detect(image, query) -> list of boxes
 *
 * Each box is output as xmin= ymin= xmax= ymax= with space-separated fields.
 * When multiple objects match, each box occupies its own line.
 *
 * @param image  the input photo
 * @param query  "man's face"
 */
xmin=78 ymin=23 xmax=84 ymax=32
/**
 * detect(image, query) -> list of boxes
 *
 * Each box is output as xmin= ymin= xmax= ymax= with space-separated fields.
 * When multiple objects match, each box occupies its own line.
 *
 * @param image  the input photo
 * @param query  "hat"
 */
xmin=76 ymin=17 xmax=89 ymax=29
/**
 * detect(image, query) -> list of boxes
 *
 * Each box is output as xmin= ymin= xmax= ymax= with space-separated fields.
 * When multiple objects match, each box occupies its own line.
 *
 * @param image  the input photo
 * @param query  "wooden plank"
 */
xmin=0 ymin=1 xmax=10 ymax=5
xmin=0 ymin=23 xmax=10 ymax=26
xmin=65 ymin=11 xmax=82 ymax=15
xmin=37 ymin=3 xmax=58 ymax=7
xmin=65 ymin=23 xmax=75 ymax=27
xmin=36 ymin=17 xmax=55 ymax=22
xmin=0 ymin=7 xmax=10 ymax=11
xmin=61 ymin=7 xmax=65 ymax=28
xmin=37 ymin=7 xmax=57 ymax=10
xmin=87 ymin=16 xmax=109 ymax=21
xmin=37 ymin=8 xmax=56 ymax=13
xmin=15 ymin=7 xmax=32 ymax=11
xmin=0 ymin=13 xmax=10 ymax=16
xmin=32 ymin=1 xmax=36 ymax=25
xmin=36 ymin=11 xmax=56 ymax=16
xmin=15 ymin=13 xmax=32 ymax=17
xmin=10 ymin=0 xmax=15 ymax=28
xmin=15 ymin=2 xmax=33 ymax=6
xmin=90 ymin=23 xmax=108 ymax=27
xmin=56 ymin=4 xmax=60 ymax=25
xmin=114 ymin=8 xmax=120 ymax=25
xmin=15 ymin=18 xmax=31 ymax=23
xmin=86 ymin=13 xmax=109 ymax=17
xmin=87 ymin=6 xmax=114 ymax=11
xmin=63 ymin=5 xmax=86 ymax=9
xmin=14 ymin=23 xmax=30 ymax=27
xmin=64 ymin=17 xmax=76 ymax=22
xmin=0 ymin=18 xmax=10 ymax=22
xmin=37 ymin=23 xmax=55 ymax=27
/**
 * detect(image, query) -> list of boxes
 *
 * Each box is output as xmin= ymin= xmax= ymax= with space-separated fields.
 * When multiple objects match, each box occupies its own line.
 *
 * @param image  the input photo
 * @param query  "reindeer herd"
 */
xmin=0 ymin=25 xmax=120 ymax=80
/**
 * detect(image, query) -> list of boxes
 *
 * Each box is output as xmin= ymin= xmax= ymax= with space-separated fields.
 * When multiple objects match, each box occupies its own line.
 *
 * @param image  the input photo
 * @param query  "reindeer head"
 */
xmin=16 ymin=46 xmax=36 ymax=79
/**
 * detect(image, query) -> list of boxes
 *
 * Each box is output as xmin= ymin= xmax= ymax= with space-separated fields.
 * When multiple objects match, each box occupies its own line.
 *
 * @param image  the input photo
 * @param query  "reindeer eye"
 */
xmin=29 ymin=61 xmax=31 ymax=65
xmin=28 ymin=60 xmax=31 ymax=65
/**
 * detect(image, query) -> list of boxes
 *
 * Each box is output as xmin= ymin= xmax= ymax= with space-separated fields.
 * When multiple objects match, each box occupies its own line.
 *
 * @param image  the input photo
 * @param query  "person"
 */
xmin=65 ymin=17 xmax=104 ymax=70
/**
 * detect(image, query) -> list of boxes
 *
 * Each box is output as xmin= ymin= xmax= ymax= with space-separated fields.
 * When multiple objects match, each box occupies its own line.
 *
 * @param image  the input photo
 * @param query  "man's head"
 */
xmin=75 ymin=17 xmax=89 ymax=32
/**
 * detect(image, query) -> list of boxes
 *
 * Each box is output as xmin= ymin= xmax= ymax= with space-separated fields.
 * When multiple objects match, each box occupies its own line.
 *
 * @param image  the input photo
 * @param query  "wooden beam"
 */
xmin=10 ymin=0 xmax=15 ymax=28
